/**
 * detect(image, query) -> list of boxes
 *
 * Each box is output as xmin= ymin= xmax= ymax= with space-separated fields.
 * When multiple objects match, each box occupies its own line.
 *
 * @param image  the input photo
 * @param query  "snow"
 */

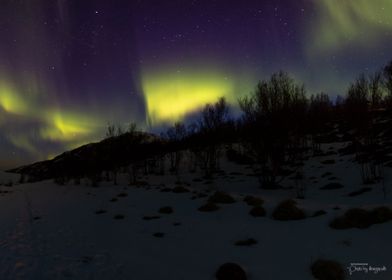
xmin=0 ymin=142 xmax=391 ymax=280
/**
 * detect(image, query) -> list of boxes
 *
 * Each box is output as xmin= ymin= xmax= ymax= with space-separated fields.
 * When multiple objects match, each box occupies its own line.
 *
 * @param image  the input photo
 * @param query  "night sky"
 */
xmin=1 ymin=0 xmax=392 ymax=168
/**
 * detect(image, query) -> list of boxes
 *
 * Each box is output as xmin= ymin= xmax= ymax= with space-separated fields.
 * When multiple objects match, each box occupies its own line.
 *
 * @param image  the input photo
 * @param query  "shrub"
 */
xmin=172 ymin=186 xmax=189 ymax=193
xmin=159 ymin=206 xmax=173 ymax=214
xmin=249 ymin=206 xmax=266 ymax=217
xmin=113 ymin=214 xmax=125 ymax=220
xmin=117 ymin=192 xmax=128 ymax=197
xmin=198 ymin=202 xmax=220 ymax=212
xmin=272 ymin=199 xmax=306 ymax=220
xmin=346 ymin=187 xmax=372 ymax=197
xmin=321 ymin=172 xmax=333 ymax=178
xmin=330 ymin=208 xmax=370 ymax=229
xmin=234 ymin=238 xmax=258 ymax=246
xmin=330 ymin=207 xmax=392 ymax=229
xmin=320 ymin=183 xmax=344 ymax=190
xmin=372 ymin=207 xmax=392 ymax=223
xmin=321 ymin=159 xmax=335 ymax=164
xmin=216 ymin=263 xmax=247 ymax=280
xmin=198 ymin=193 xmax=208 ymax=198
xmin=208 ymin=191 xmax=235 ymax=204
xmin=311 ymin=259 xmax=345 ymax=280
xmin=4 ymin=181 xmax=13 ymax=187
xmin=312 ymin=210 xmax=327 ymax=217
xmin=243 ymin=195 xmax=263 ymax=206
xmin=143 ymin=216 xmax=160 ymax=220
xmin=153 ymin=232 xmax=165 ymax=238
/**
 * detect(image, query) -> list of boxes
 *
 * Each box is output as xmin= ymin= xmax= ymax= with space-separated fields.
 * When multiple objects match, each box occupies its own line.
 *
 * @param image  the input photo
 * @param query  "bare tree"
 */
xmin=369 ymin=71 xmax=383 ymax=108
xmin=105 ymin=123 xmax=116 ymax=138
xmin=345 ymin=74 xmax=384 ymax=185
xmin=127 ymin=122 xmax=137 ymax=134
xmin=383 ymin=60 xmax=392 ymax=107
xmin=345 ymin=74 xmax=370 ymax=132
xmin=166 ymin=122 xmax=187 ymax=174
xmin=238 ymin=71 xmax=308 ymax=189
xmin=199 ymin=97 xmax=229 ymax=132
xmin=196 ymin=97 xmax=230 ymax=177
xmin=308 ymin=93 xmax=332 ymax=154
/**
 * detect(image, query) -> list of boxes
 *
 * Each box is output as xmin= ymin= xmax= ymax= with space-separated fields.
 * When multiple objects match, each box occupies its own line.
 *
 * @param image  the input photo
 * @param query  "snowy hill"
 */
xmin=0 ymin=140 xmax=391 ymax=280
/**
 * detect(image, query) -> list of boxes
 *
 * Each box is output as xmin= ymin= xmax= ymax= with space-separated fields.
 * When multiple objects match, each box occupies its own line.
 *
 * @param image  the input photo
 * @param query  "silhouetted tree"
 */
xmin=166 ymin=122 xmax=187 ymax=174
xmin=199 ymin=97 xmax=229 ymax=132
xmin=344 ymin=74 xmax=384 ymax=184
xmin=383 ymin=60 xmax=392 ymax=108
xmin=345 ymin=74 xmax=370 ymax=132
xmin=127 ymin=122 xmax=137 ymax=134
xmin=106 ymin=123 xmax=116 ymax=138
xmin=369 ymin=71 xmax=383 ymax=108
xmin=239 ymin=71 xmax=307 ymax=188
xmin=195 ymin=97 xmax=230 ymax=177
xmin=308 ymin=93 xmax=332 ymax=154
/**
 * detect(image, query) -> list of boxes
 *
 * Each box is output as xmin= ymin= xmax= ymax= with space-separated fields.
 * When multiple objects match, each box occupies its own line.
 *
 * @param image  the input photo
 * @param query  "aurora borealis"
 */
xmin=143 ymin=68 xmax=237 ymax=124
xmin=1 ymin=0 xmax=392 ymax=168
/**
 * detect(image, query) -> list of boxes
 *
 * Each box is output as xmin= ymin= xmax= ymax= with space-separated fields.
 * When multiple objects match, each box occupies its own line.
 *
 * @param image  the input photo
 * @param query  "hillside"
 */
xmin=1 ymin=135 xmax=392 ymax=279
xmin=8 ymin=132 xmax=166 ymax=181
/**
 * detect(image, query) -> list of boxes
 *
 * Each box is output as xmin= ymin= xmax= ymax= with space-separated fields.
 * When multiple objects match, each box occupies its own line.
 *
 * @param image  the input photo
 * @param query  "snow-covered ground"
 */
xmin=0 ymin=142 xmax=391 ymax=280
